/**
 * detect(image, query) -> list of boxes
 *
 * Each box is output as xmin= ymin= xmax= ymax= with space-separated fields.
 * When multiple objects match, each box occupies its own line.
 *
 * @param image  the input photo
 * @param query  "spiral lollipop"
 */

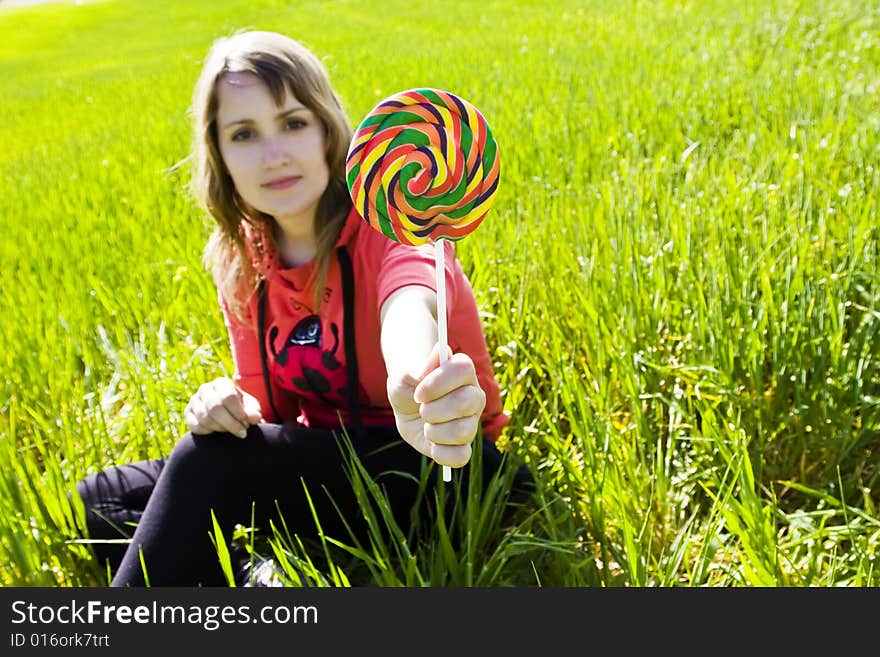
xmin=346 ymin=88 xmax=500 ymax=481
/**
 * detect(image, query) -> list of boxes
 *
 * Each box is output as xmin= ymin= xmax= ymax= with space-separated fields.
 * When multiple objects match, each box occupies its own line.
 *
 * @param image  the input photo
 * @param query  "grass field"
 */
xmin=0 ymin=0 xmax=877 ymax=586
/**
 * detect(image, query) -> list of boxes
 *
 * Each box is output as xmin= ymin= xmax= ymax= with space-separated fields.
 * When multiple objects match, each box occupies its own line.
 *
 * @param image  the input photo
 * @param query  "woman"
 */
xmin=76 ymin=30 xmax=531 ymax=587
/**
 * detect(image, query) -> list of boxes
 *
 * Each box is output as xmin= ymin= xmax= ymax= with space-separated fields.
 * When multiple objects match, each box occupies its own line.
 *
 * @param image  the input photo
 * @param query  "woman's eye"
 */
xmin=231 ymin=129 xmax=253 ymax=142
xmin=284 ymin=118 xmax=306 ymax=130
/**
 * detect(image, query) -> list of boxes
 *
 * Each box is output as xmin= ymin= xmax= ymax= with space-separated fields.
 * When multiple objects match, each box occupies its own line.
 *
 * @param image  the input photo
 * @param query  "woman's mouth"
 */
xmin=262 ymin=176 xmax=300 ymax=190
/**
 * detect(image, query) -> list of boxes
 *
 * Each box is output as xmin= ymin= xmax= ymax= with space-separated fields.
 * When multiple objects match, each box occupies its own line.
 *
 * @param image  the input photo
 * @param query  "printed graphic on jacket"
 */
xmin=267 ymin=315 xmax=369 ymax=411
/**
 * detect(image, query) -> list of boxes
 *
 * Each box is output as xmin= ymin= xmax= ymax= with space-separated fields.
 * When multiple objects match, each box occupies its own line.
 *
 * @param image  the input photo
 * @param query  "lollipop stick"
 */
xmin=435 ymin=239 xmax=452 ymax=483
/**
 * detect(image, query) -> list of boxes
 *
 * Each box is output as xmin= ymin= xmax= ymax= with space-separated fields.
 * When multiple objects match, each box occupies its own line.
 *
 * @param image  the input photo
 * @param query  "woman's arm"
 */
xmin=380 ymin=285 xmax=486 ymax=469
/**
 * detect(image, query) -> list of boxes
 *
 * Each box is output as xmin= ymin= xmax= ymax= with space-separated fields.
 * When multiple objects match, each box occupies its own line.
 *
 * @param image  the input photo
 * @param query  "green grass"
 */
xmin=0 ymin=0 xmax=877 ymax=586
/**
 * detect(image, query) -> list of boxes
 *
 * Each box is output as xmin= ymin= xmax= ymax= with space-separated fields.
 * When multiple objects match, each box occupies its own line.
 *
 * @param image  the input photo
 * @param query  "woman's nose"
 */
xmin=263 ymin=136 xmax=290 ymax=167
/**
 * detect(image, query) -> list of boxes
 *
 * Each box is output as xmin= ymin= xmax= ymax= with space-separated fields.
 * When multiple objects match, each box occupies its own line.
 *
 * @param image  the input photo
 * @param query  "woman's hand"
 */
xmin=183 ymin=377 xmax=264 ymax=438
xmin=386 ymin=344 xmax=487 ymax=469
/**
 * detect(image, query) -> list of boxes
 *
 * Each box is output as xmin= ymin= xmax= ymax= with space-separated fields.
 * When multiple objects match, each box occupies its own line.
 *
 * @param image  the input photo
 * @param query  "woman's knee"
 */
xmin=161 ymin=429 xmax=268 ymax=495
xmin=162 ymin=431 xmax=230 ymax=482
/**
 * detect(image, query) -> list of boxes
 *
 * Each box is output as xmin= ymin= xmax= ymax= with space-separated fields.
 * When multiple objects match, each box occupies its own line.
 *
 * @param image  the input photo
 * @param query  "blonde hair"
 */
xmin=190 ymin=30 xmax=353 ymax=318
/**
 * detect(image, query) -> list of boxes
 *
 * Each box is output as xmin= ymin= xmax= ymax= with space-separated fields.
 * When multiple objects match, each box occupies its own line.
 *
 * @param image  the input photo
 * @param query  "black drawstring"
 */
xmin=257 ymin=279 xmax=281 ymax=422
xmin=257 ymin=246 xmax=363 ymax=436
xmin=336 ymin=246 xmax=364 ymax=436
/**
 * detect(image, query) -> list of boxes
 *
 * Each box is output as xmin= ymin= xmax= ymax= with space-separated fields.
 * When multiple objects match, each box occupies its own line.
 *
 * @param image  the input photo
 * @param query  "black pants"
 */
xmin=76 ymin=423 xmax=533 ymax=587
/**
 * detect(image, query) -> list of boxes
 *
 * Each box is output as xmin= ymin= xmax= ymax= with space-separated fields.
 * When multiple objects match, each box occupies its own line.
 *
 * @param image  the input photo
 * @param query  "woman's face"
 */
xmin=216 ymin=71 xmax=329 ymax=234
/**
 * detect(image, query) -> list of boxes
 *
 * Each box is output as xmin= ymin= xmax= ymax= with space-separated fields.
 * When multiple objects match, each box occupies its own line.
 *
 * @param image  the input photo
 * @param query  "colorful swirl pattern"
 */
xmin=345 ymin=88 xmax=500 ymax=246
